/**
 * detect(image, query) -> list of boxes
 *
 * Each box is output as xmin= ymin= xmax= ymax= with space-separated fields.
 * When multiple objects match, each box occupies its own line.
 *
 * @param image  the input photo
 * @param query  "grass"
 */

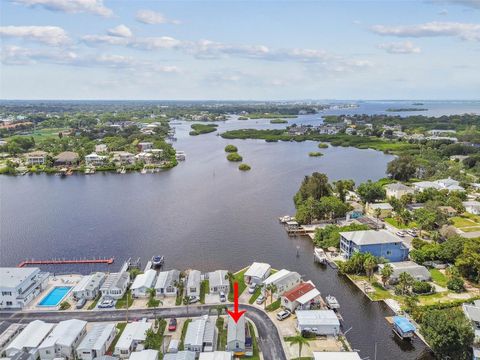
xmin=265 ymin=298 xmax=281 ymax=312
xmin=228 ymin=268 xmax=248 ymax=302
xmin=451 ymin=214 xmax=480 ymax=232
xmin=108 ymin=322 xmax=127 ymax=353
xmin=59 ymin=301 xmax=71 ymax=310
xmin=216 ymin=316 xmax=227 ymax=350
xmin=144 ymin=319 xmax=167 ymax=350
xmin=226 ymin=152 xmax=243 ymax=162
xmin=200 ymin=280 xmax=209 ymax=304
xmin=115 ymin=290 xmax=133 ymax=309
xmin=248 ymin=287 xmax=262 ymax=304
xmin=384 ymin=217 xmax=417 ymax=229
xmin=88 ymin=293 xmax=101 ymax=310
xmin=417 ymin=291 xmax=451 ymax=305
xmin=178 ymin=319 xmax=192 ymax=351
xmin=247 ymin=322 xmax=261 ymax=360
xmin=147 ymin=298 xmax=161 ymax=308
xmin=369 ymin=282 xmax=392 ymax=301
xmin=11 ymin=127 xmax=68 ymax=141
xmin=429 ymin=269 xmax=448 ymax=287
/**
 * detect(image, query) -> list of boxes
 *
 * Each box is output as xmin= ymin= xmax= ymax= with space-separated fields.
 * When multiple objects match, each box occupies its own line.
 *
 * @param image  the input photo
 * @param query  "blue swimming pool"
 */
xmin=38 ymin=286 xmax=72 ymax=306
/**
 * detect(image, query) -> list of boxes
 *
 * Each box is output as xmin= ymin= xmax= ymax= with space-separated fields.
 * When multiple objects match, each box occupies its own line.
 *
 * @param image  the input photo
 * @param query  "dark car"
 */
xmin=168 ymin=318 xmax=177 ymax=331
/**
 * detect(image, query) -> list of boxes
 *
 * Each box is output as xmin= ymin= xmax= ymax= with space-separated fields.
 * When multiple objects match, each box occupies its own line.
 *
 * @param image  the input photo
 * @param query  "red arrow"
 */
xmin=227 ymin=281 xmax=246 ymax=323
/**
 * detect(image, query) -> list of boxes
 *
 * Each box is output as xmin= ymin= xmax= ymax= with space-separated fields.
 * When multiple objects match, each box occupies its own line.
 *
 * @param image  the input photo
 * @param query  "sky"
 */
xmin=0 ymin=0 xmax=479 ymax=100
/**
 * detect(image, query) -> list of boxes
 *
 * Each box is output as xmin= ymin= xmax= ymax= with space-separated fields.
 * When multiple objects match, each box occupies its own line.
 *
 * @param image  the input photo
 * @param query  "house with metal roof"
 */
xmin=296 ymin=310 xmax=340 ymax=335
xmin=163 ymin=352 xmax=196 ymax=360
xmin=382 ymin=261 xmax=431 ymax=284
xmin=72 ymin=272 xmax=106 ymax=300
xmin=198 ymin=352 xmax=233 ymax=360
xmin=5 ymin=320 xmax=54 ymax=357
xmin=463 ymin=201 xmax=480 ymax=215
xmin=100 ymin=272 xmax=129 ymax=300
xmin=114 ymin=320 xmax=153 ymax=358
xmin=128 ymin=350 xmax=158 ymax=360
xmin=385 ymin=183 xmax=414 ymax=200
xmin=339 ymin=229 xmax=409 ymax=262
xmin=131 ymin=270 xmax=156 ymax=298
xmin=263 ymin=269 xmax=301 ymax=296
xmin=207 ymin=270 xmax=229 ymax=294
xmin=38 ymin=319 xmax=87 ymax=360
xmin=365 ymin=202 xmax=393 ymax=219
xmin=155 ymin=269 xmax=180 ymax=297
xmin=226 ymin=315 xmax=245 ymax=356
xmin=184 ymin=316 xmax=217 ymax=356
xmin=281 ymin=281 xmax=321 ymax=312
xmin=0 ymin=324 xmax=24 ymax=354
xmin=76 ymin=323 xmax=117 ymax=360
xmin=243 ymin=263 xmax=271 ymax=285
xmin=312 ymin=352 xmax=361 ymax=360
xmin=186 ymin=270 xmax=201 ymax=298
xmin=0 ymin=267 xmax=49 ymax=309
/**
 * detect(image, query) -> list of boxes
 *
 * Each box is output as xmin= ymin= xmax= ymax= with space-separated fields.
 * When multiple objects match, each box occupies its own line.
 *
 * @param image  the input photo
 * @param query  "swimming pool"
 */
xmin=38 ymin=286 xmax=72 ymax=306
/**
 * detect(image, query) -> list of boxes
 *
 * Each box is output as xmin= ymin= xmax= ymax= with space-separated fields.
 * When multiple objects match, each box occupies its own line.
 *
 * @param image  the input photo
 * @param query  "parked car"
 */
xmin=75 ymin=298 xmax=86 ymax=309
xmin=256 ymin=295 xmax=266 ymax=305
xmin=276 ymin=309 xmax=291 ymax=321
xmin=248 ymin=285 xmax=257 ymax=294
xmin=219 ymin=291 xmax=226 ymax=302
xmin=168 ymin=318 xmax=177 ymax=331
xmin=188 ymin=296 xmax=200 ymax=304
xmin=396 ymin=231 xmax=406 ymax=237
xmin=98 ymin=299 xmax=114 ymax=308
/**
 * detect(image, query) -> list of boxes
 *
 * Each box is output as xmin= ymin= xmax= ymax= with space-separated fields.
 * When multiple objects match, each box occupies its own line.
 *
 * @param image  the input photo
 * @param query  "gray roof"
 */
xmin=227 ymin=315 xmax=245 ymax=344
xmin=208 ymin=270 xmax=229 ymax=289
xmin=77 ymin=323 xmax=116 ymax=351
xmin=296 ymin=310 xmax=340 ymax=326
xmin=100 ymin=272 xmax=129 ymax=292
xmin=184 ymin=318 xmax=206 ymax=347
xmin=54 ymin=151 xmax=79 ymax=162
xmin=0 ymin=268 xmax=39 ymax=289
xmin=368 ymin=203 xmax=393 ymax=210
xmin=154 ymin=269 xmax=180 ymax=290
xmin=340 ymin=230 xmax=402 ymax=246
xmin=463 ymin=304 xmax=480 ymax=323
xmin=73 ymin=272 xmax=106 ymax=293
xmin=186 ymin=270 xmax=201 ymax=289
xmin=385 ymin=183 xmax=412 ymax=191
xmin=163 ymin=352 xmax=196 ymax=360
xmin=388 ymin=262 xmax=431 ymax=281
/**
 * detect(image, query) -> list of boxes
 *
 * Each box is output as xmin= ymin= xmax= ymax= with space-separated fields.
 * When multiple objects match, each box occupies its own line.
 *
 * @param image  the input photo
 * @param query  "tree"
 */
xmin=295 ymin=196 xmax=318 ymax=224
xmin=398 ymin=272 xmax=414 ymax=295
xmin=380 ymin=264 xmax=393 ymax=287
xmin=421 ymin=309 xmax=474 ymax=360
xmin=357 ymin=181 xmax=386 ymax=203
xmin=387 ymin=155 xmax=417 ymax=181
xmin=413 ymin=208 xmax=437 ymax=237
xmin=317 ymin=196 xmax=350 ymax=220
xmin=294 ymin=172 xmax=332 ymax=207
xmin=403 ymin=294 xmax=419 ymax=313
xmin=287 ymin=334 xmax=310 ymax=359
xmin=374 ymin=208 xmax=382 ymax=230
xmin=363 ymin=254 xmax=378 ymax=281
xmin=266 ymin=284 xmax=277 ymax=306
xmin=455 ymin=239 xmax=480 ymax=282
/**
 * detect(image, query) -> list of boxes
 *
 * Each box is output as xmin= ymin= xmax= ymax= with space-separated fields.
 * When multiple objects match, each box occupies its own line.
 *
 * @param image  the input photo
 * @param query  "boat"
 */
xmin=141 ymin=168 xmax=147 ymax=174
xmin=325 ymin=295 xmax=340 ymax=310
xmin=314 ymin=248 xmax=327 ymax=264
xmin=392 ymin=316 xmax=416 ymax=340
xmin=120 ymin=167 xmax=126 ymax=174
xmin=152 ymin=255 xmax=164 ymax=268
xmin=278 ymin=215 xmax=293 ymax=223
xmin=85 ymin=167 xmax=95 ymax=174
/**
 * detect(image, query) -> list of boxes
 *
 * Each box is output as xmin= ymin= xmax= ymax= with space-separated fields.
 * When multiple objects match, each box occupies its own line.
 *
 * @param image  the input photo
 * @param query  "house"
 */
xmin=281 ymin=281 xmax=321 ymax=313
xmin=226 ymin=315 xmax=245 ymax=356
xmin=85 ymin=153 xmax=107 ymax=166
xmin=186 ymin=270 xmax=201 ymax=298
xmin=95 ymin=144 xmax=108 ymax=153
xmin=244 ymin=262 xmax=271 ymax=285
xmin=72 ymin=272 xmax=106 ymax=300
xmin=198 ymin=352 xmax=233 ymax=360
xmin=339 ymin=230 xmax=409 ymax=262
xmin=0 ymin=324 xmax=24 ymax=353
xmin=208 ymin=270 xmax=229 ymax=294
xmin=463 ymin=300 xmax=480 ymax=359
xmin=54 ymin=151 xmax=79 ymax=166
xmin=114 ymin=320 xmax=153 ymax=358
xmin=428 ymin=129 xmax=456 ymax=136
xmin=438 ymin=206 xmax=457 ymax=217
xmin=131 ymin=269 xmax=157 ymax=298
xmin=385 ymin=183 xmax=414 ymax=200
xmin=184 ymin=316 xmax=217 ymax=355
xmin=112 ymin=151 xmax=135 ymax=164
xmin=366 ymin=203 xmax=393 ymax=219
xmin=137 ymin=142 xmax=153 ymax=152
xmin=25 ymin=151 xmax=47 ymax=165
xmin=76 ymin=323 xmax=117 ymax=360
xmin=412 ymin=178 xmax=465 ymax=192
xmin=412 ymin=181 xmax=440 ymax=192
xmin=163 ymin=352 xmax=196 ymax=360
xmin=0 ymin=267 xmax=49 ymax=309
xmin=406 ymin=203 xmax=425 ymax=213
xmin=38 ymin=319 xmax=87 ymax=360
xmin=135 ymin=152 xmax=153 ymax=164
xmin=312 ymin=352 xmax=361 ymax=360
xmin=100 ymin=272 xmax=129 ymax=299
xmin=128 ymin=350 xmax=158 ymax=360
xmin=263 ymin=269 xmax=301 ymax=296
xmin=380 ymin=261 xmax=431 ymax=284
xmin=5 ymin=320 xmax=54 ymax=357
xmin=155 ymin=269 xmax=180 ymax=297
xmin=463 ymin=201 xmax=480 ymax=215
xmin=296 ymin=310 xmax=340 ymax=335
xmin=346 ymin=201 xmax=363 ymax=220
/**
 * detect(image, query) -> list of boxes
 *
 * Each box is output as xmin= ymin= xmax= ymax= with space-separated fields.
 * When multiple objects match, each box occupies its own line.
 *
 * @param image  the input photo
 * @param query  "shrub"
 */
xmin=226 ymin=153 xmax=243 ymax=162
xmin=238 ymin=163 xmax=251 ymax=171
xmin=447 ymin=277 xmax=465 ymax=293
xmin=59 ymin=301 xmax=71 ymax=310
xmin=224 ymin=144 xmax=238 ymax=153
xmin=318 ymin=143 xmax=329 ymax=148
xmin=412 ymin=281 xmax=434 ymax=294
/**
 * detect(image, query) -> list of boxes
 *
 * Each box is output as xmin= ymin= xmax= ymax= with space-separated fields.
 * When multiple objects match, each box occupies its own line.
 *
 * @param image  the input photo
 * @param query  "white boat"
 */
xmin=278 ymin=215 xmax=293 ymax=223
xmin=326 ymin=295 xmax=340 ymax=309
xmin=141 ymin=168 xmax=147 ymax=174
xmin=314 ymin=248 xmax=327 ymax=264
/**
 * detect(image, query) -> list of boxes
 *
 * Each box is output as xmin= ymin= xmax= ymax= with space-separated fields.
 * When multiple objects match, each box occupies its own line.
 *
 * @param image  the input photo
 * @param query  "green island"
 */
xmin=224 ymin=144 xmax=238 ymax=153
xmin=386 ymin=108 xmax=428 ymax=112
xmin=189 ymin=123 xmax=218 ymax=136
xmin=308 ymin=152 xmax=323 ymax=157
xmin=238 ymin=163 xmax=251 ymax=171
xmin=317 ymin=142 xmax=329 ymax=148
xmin=226 ymin=152 xmax=243 ymax=162
xmin=270 ymin=119 xmax=288 ymax=124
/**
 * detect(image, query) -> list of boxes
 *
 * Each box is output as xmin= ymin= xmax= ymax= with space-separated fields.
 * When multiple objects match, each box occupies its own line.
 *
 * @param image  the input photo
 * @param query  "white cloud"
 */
xmin=0 ymin=25 xmax=70 ymax=46
xmin=378 ymin=41 xmax=421 ymax=54
xmin=107 ymin=25 xmax=133 ymax=38
xmin=13 ymin=0 xmax=113 ymax=17
xmin=135 ymin=9 xmax=181 ymax=25
xmin=1 ymin=45 xmax=77 ymax=65
xmin=371 ymin=22 xmax=480 ymax=41
xmin=83 ymin=34 xmax=182 ymax=50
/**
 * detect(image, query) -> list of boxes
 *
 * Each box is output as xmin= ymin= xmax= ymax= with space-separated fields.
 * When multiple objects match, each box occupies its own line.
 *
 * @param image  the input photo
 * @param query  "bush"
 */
xmin=270 ymin=119 xmax=288 ymax=124
xmin=412 ymin=281 xmax=434 ymax=294
xmin=308 ymin=152 xmax=323 ymax=157
xmin=226 ymin=153 xmax=243 ymax=162
xmin=224 ymin=144 xmax=238 ymax=153
xmin=59 ymin=301 xmax=71 ymax=310
xmin=447 ymin=277 xmax=465 ymax=293
xmin=318 ymin=143 xmax=329 ymax=148
xmin=238 ymin=163 xmax=251 ymax=171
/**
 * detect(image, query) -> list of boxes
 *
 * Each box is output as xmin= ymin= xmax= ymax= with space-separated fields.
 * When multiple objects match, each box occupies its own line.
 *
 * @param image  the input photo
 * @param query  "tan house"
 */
xmin=25 ymin=151 xmax=48 ymax=165
xmin=385 ymin=183 xmax=414 ymax=200
xmin=366 ymin=202 xmax=393 ymax=219
xmin=54 ymin=151 xmax=79 ymax=166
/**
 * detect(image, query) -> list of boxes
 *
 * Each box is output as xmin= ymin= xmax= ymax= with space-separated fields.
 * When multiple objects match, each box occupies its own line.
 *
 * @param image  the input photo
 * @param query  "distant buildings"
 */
xmin=95 ymin=144 xmax=108 ymax=153
xmin=0 ymin=267 xmax=49 ymax=309
xmin=54 ymin=151 xmax=79 ymax=166
xmin=85 ymin=153 xmax=107 ymax=166
xmin=25 ymin=151 xmax=47 ymax=165
xmin=385 ymin=183 xmax=414 ymax=200
xmin=462 ymin=300 xmax=480 ymax=360
xmin=137 ymin=142 xmax=153 ymax=152
xmin=463 ymin=201 xmax=480 ymax=215
xmin=412 ymin=178 xmax=465 ymax=192
xmin=365 ymin=203 xmax=393 ymax=219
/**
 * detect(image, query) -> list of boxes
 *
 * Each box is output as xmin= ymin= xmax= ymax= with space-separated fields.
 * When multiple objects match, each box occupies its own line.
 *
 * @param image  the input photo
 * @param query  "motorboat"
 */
xmin=326 ymin=295 xmax=340 ymax=310
xmin=152 ymin=255 xmax=164 ymax=268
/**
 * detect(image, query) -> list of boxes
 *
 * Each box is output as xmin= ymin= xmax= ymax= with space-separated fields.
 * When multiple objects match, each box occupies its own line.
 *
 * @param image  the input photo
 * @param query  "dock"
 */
xmin=17 ymin=257 xmax=114 ymax=267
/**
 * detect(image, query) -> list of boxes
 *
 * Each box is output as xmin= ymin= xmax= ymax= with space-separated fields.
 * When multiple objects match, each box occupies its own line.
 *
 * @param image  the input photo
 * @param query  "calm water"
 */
xmin=2 ymin=99 xmax=473 ymax=359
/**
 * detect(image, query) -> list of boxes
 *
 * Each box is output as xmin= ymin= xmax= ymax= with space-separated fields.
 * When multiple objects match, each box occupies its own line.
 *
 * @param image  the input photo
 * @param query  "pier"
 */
xmin=17 ymin=257 xmax=114 ymax=267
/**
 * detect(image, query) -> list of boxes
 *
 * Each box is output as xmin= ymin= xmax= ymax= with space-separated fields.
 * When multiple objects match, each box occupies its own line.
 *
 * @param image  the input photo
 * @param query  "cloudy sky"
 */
xmin=1 ymin=0 xmax=479 ymax=100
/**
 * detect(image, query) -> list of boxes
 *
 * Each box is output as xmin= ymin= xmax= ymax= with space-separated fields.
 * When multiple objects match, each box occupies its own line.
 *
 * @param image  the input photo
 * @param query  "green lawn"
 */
xmin=200 ymin=280 xmax=209 ymax=304
xmin=452 ymin=214 xmax=480 ymax=232
xmin=11 ymin=127 xmax=68 ymax=141
xmin=216 ymin=316 xmax=227 ymax=350
xmin=369 ymin=282 xmax=393 ymax=301
xmin=108 ymin=323 xmax=127 ymax=353
xmin=429 ymin=268 xmax=448 ymax=287
xmin=384 ymin=217 xmax=417 ymax=229
xmin=265 ymin=298 xmax=281 ymax=312
xmin=179 ymin=319 xmax=192 ymax=351
xmin=115 ymin=290 xmax=133 ymax=309
xmin=228 ymin=268 xmax=248 ymax=301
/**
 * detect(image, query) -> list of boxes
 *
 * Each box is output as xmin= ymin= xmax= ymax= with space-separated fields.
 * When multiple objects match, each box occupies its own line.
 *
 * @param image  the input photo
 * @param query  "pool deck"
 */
xmin=26 ymin=274 xmax=82 ymax=310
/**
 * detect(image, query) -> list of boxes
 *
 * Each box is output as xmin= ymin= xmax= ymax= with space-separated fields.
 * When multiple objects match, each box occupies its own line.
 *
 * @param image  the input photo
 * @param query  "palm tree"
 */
xmin=363 ymin=255 xmax=377 ymax=282
xmin=266 ymin=284 xmax=277 ymax=306
xmin=380 ymin=264 xmax=394 ymax=287
xmin=287 ymin=334 xmax=310 ymax=359
xmin=374 ymin=208 xmax=382 ymax=229
xmin=398 ymin=272 xmax=414 ymax=295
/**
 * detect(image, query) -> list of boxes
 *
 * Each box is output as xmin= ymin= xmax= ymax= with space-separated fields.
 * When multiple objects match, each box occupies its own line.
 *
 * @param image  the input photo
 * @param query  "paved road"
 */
xmin=0 ymin=304 xmax=287 ymax=360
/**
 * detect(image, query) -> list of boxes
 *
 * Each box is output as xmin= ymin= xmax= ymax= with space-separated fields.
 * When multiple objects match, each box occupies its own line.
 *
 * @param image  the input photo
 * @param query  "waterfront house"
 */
xmin=72 ymin=272 xmax=106 ymax=300
xmin=154 ymin=269 xmax=180 ymax=297
xmin=339 ymin=230 xmax=409 ymax=262
xmin=0 ymin=267 xmax=49 ymax=309
xmin=184 ymin=316 xmax=217 ymax=355
xmin=198 ymin=352 xmax=233 ymax=360
xmin=412 ymin=178 xmax=465 ymax=192
xmin=463 ymin=201 xmax=480 ymax=215
xmin=137 ymin=142 xmax=153 ymax=152
xmin=281 ymin=281 xmax=321 ymax=313
xmin=163 ymin=352 xmax=196 ymax=360
xmin=85 ymin=153 xmax=107 ymax=166
xmin=25 ymin=151 xmax=47 ymax=165
xmin=135 ymin=152 xmax=153 ymax=164
xmin=365 ymin=203 xmax=393 ymax=219
xmin=131 ymin=269 xmax=156 ymax=298
xmin=462 ymin=300 xmax=480 ymax=359
xmin=112 ymin=151 xmax=135 ymax=165
xmin=54 ymin=151 xmax=79 ymax=166
xmin=312 ymin=352 xmax=361 ymax=360
xmin=244 ymin=262 xmax=271 ymax=285
xmin=380 ymin=261 xmax=431 ymax=284
xmin=263 ymin=269 xmax=301 ymax=296
xmin=128 ymin=350 xmax=158 ymax=360
xmin=186 ymin=270 xmax=201 ymax=298
xmin=5 ymin=320 xmax=54 ymax=358
xmin=207 ymin=270 xmax=229 ymax=294
xmin=76 ymin=323 xmax=117 ymax=360
xmin=100 ymin=272 xmax=129 ymax=300
xmin=385 ymin=183 xmax=414 ymax=200
xmin=38 ymin=319 xmax=87 ymax=360
xmin=114 ymin=320 xmax=153 ymax=358
xmin=296 ymin=310 xmax=340 ymax=335
xmin=95 ymin=144 xmax=108 ymax=153
xmin=226 ymin=315 xmax=245 ymax=356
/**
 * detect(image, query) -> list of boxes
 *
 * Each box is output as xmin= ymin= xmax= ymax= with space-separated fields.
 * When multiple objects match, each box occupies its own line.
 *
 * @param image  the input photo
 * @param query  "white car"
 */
xmin=248 ymin=285 xmax=257 ymax=294
xmin=219 ymin=292 xmax=226 ymax=302
xmin=256 ymin=295 xmax=266 ymax=305
xmin=276 ymin=309 xmax=291 ymax=321
xmin=396 ymin=231 xmax=406 ymax=237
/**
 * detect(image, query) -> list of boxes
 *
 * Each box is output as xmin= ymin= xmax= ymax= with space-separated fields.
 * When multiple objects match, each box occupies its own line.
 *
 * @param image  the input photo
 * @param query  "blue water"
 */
xmin=38 ymin=286 xmax=72 ymax=306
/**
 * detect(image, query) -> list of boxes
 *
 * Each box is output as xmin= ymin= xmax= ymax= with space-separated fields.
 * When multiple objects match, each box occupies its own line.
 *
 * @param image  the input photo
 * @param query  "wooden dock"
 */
xmin=17 ymin=257 xmax=114 ymax=267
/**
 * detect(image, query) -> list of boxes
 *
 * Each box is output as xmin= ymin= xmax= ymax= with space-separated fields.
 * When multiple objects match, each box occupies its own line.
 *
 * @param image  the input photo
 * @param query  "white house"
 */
xmin=76 ymin=323 xmax=117 ymax=360
xmin=312 ymin=352 xmax=361 ymax=360
xmin=5 ymin=320 xmax=54 ymax=357
xmin=137 ymin=142 xmax=153 ymax=152
xmin=163 ymin=352 xmax=196 ymax=360
xmin=100 ymin=272 xmax=129 ymax=299
xmin=413 ymin=178 xmax=464 ymax=192
xmin=95 ymin=144 xmax=108 ymax=153
xmin=244 ymin=263 xmax=271 ymax=285
xmin=38 ymin=319 xmax=87 ymax=360
xmin=226 ymin=315 xmax=245 ymax=356
xmin=72 ymin=272 xmax=106 ymax=300
xmin=25 ymin=151 xmax=47 ymax=165
xmin=281 ymin=281 xmax=321 ymax=313
xmin=463 ymin=300 xmax=480 ymax=359
xmin=0 ymin=324 xmax=24 ymax=353
xmin=114 ymin=320 xmax=153 ymax=358
xmin=131 ymin=270 xmax=156 ymax=298
xmin=155 ymin=269 xmax=180 ymax=297
xmin=208 ymin=270 xmax=229 ymax=294
xmin=184 ymin=317 xmax=217 ymax=355
xmin=0 ymin=267 xmax=49 ymax=309
xmin=263 ymin=269 xmax=301 ymax=296
xmin=186 ymin=270 xmax=201 ymax=298
xmin=128 ymin=350 xmax=158 ymax=360
xmin=199 ymin=352 xmax=233 ymax=360
xmin=463 ymin=201 xmax=480 ymax=215
xmin=365 ymin=202 xmax=393 ymax=219
xmin=112 ymin=151 xmax=135 ymax=164
xmin=85 ymin=153 xmax=107 ymax=166
xmin=385 ymin=183 xmax=414 ymax=200
xmin=296 ymin=310 xmax=340 ymax=335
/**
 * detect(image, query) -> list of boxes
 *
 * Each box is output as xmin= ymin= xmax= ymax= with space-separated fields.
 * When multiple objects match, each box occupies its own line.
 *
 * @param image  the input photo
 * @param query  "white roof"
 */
xmin=296 ymin=310 xmax=340 ymax=327
xmin=313 ymin=352 xmax=361 ymax=360
xmin=296 ymin=288 xmax=321 ymax=305
xmin=163 ymin=352 xmax=196 ymax=360
xmin=186 ymin=270 xmax=201 ymax=289
xmin=198 ymin=352 xmax=233 ymax=360
xmin=0 ymin=268 xmax=39 ymax=288
xmin=77 ymin=323 xmax=116 ymax=351
xmin=208 ymin=270 xmax=229 ymax=288
xmin=129 ymin=350 xmax=158 ymax=360
xmin=368 ymin=202 xmax=393 ymax=210
xmin=385 ymin=183 xmax=412 ymax=191
xmin=463 ymin=201 xmax=480 ymax=207
xmin=227 ymin=315 xmax=245 ymax=344
xmin=39 ymin=319 xmax=87 ymax=349
xmin=131 ymin=270 xmax=156 ymax=290
xmin=116 ymin=321 xmax=152 ymax=350
xmin=340 ymin=230 xmax=402 ymax=246
xmin=244 ymin=263 xmax=271 ymax=279
xmin=6 ymin=320 xmax=54 ymax=351
xmin=101 ymin=272 xmax=129 ymax=292
xmin=263 ymin=269 xmax=292 ymax=285
xmin=413 ymin=181 xmax=440 ymax=189
xmin=184 ymin=318 xmax=206 ymax=347
xmin=155 ymin=269 xmax=180 ymax=290
xmin=73 ymin=272 xmax=105 ymax=293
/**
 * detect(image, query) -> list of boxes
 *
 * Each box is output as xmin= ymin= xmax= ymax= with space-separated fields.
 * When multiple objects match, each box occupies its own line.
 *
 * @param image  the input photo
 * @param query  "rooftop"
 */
xmin=313 ymin=352 xmax=361 ymax=360
xmin=385 ymin=183 xmax=412 ymax=191
xmin=227 ymin=314 xmax=245 ymax=344
xmin=244 ymin=262 xmax=271 ymax=278
xmin=296 ymin=310 xmax=340 ymax=326
xmin=38 ymin=319 xmax=87 ymax=349
xmin=283 ymin=281 xmax=316 ymax=302
xmin=186 ymin=270 xmax=201 ymax=288
xmin=6 ymin=320 xmax=54 ymax=351
xmin=198 ymin=352 xmax=233 ymax=360
xmin=128 ymin=350 xmax=158 ymax=360
xmin=340 ymin=229 xmax=403 ymax=246
xmin=0 ymin=267 xmax=40 ymax=289
xmin=208 ymin=270 xmax=229 ymax=288
xmin=184 ymin=317 xmax=206 ymax=347
xmin=155 ymin=269 xmax=180 ymax=290
xmin=163 ymin=352 xmax=196 ymax=360
xmin=131 ymin=269 xmax=156 ymax=290
xmin=116 ymin=321 xmax=152 ymax=350
xmin=77 ymin=323 xmax=116 ymax=351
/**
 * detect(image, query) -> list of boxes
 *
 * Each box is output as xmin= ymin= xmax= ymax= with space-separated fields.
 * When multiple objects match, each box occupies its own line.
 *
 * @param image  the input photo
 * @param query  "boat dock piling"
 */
xmin=17 ymin=257 xmax=114 ymax=267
